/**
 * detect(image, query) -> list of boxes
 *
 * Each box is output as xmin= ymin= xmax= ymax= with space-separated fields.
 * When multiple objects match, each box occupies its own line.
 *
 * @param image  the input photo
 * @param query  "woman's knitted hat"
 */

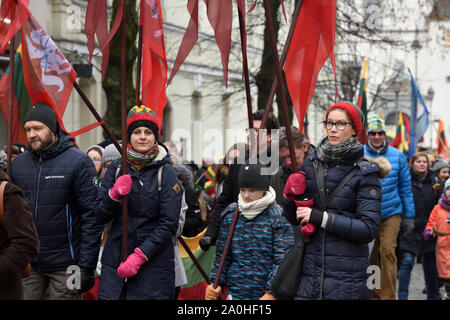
xmin=325 ymin=101 xmax=364 ymax=136
xmin=85 ymin=145 xmax=104 ymax=157
xmin=127 ymin=105 xmax=159 ymax=140
xmin=103 ymin=143 xmax=122 ymax=164
xmin=238 ymin=164 xmax=270 ymax=191
xmin=432 ymin=159 xmax=450 ymax=173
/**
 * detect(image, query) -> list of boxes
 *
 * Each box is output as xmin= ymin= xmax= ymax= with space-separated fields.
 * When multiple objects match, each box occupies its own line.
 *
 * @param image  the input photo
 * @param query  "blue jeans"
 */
xmin=398 ymin=251 xmax=440 ymax=300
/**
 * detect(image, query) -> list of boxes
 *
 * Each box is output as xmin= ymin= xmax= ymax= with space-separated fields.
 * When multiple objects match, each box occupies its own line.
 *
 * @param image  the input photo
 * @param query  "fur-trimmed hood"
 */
xmin=365 ymin=155 xmax=391 ymax=179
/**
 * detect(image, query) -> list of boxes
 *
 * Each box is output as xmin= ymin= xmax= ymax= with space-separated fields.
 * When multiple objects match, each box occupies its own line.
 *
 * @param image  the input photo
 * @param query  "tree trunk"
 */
xmin=102 ymin=0 xmax=138 ymax=138
xmin=255 ymin=0 xmax=294 ymax=127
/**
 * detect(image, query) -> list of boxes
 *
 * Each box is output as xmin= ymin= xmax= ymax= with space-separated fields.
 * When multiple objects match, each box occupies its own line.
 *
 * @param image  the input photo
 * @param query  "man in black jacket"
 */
xmin=199 ymin=110 xmax=280 ymax=250
xmin=10 ymin=102 xmax=103 ymax=300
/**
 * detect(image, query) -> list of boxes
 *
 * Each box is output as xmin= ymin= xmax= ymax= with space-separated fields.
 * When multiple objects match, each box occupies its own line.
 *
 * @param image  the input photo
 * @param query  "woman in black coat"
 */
xmin=397 ymin=152 xmax=441 ymax=300
xmin=95 ymin=106 xmax=182 ymax=300
xmin=283 ymin=102 xmax=381 ymax=300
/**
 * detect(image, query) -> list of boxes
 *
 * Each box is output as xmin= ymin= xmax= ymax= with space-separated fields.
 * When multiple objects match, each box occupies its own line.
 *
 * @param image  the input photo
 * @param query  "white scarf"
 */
xmin=238 ymin=186 xmax=277 ymax=220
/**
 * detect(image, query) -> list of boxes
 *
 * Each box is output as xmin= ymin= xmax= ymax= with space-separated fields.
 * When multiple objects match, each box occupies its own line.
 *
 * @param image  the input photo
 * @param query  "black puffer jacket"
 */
xmin=398 ymin=170 xmax=442 ymax=255
xmin=10 ymin=129 xmax=103 ymax=272
xmin=284 ymin=146 xmax=381 ymax=300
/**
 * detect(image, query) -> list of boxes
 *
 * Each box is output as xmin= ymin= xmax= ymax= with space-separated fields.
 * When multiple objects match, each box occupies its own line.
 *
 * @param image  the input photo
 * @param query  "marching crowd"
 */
xmin=0 ymin=100 xmax=449 ymax=300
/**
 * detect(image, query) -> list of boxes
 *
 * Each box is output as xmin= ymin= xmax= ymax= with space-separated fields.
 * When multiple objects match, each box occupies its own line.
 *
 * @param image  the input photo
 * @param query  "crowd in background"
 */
xmin=1 ymin=102 xmax=450 ymax=300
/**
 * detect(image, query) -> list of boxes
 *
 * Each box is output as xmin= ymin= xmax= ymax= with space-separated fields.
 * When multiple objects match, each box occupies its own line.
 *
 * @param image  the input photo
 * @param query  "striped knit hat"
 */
xmin=367 ymin=114 xmax=386 ymax=133
xmin=127 ymin=105 xmax=159 ymax=140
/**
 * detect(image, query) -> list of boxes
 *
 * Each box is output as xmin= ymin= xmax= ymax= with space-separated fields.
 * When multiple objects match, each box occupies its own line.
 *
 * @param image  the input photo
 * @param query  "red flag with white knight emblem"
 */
xmin=21 ymin=12 xmax=76 ymax=131
xmin=140 ymin=0 xmax=168 ymax=131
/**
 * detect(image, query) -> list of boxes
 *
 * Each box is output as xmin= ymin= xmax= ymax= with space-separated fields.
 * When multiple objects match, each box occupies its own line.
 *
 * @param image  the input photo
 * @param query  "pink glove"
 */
xmin=109 ymin=174 xmax=132 ymax=201
xmin=284 ymin=172 xmax=307 ymax=202
xmin=117 ymin=247 xmax=148 ymax=279
xmin=422 ymin=229 xmax=433 ymax=241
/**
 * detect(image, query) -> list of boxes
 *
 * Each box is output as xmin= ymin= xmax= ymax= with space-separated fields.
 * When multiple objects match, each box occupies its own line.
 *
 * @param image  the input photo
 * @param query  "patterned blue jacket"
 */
xmin=209 ymin=201 xmax=294 ymax=300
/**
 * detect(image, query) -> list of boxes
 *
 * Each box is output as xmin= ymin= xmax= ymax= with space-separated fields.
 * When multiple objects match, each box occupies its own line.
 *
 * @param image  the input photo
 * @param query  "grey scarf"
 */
xmin=316 ymin=136 xmax=361 ymax=164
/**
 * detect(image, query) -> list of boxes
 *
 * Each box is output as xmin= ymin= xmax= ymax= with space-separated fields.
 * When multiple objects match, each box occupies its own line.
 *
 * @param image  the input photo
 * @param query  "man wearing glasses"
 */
xmin=364 ymin=115 xmax=415 ymax=300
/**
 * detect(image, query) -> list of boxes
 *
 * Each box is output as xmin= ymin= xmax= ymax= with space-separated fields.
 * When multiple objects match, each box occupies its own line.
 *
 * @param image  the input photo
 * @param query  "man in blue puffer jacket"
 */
xmin=10 ymin=102 xmax=103 ymax=300
xmin=364 ymin=115 xmax=415 ymax=300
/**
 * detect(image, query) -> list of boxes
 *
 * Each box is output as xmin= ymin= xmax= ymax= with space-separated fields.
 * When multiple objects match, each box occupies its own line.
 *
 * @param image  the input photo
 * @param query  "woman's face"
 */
xmin=413 ymin=156 xmax=429 ymax=173
xmin=240 ymin=188 xmax=266 ymax=203
xmin=438 ymin=167 xmax=450 ymax=183
xmin=325 ymin=109 xmax=355 ymax=146
xmin=130 ymin=126 xmax=156 ymax=153
xmin=87 ymin=149 xmax=102 ymax=175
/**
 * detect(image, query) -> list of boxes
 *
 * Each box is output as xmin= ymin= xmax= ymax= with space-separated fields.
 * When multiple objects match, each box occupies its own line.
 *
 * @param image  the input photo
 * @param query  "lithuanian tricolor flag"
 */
xmin=0 ymin=44 xmax=32 ymax=145
xmin=392 ymin=112 xmax=410 ymax=155
xmin=177 ymin=228 xmax=216 ymax=300
xmin=204 ymin=167 xmax=216 ymax=181
xmin=357 ymin=58 xmax=368 ymax=144
xmin=435 ymin=119 xmax=448 ymax=158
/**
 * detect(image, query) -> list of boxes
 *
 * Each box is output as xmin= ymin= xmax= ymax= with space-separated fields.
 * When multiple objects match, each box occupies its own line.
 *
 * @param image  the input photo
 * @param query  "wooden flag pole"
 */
xmin=213 ymin=205 xmax=239 ymax=291
xmin=6 ymin=35 xmax=15 ymax=176
xmin=120 ymin=0 xmax=129 ymax=262
xmin=73 ymin=82 xmax=122 ymax=154
xmin=135 ymin=25 xmax=143 ymax=106
xmin=236 ymin=2 xmax=257 ymax=159
xmin=178 ymin=237 xmax=210 ymax=282
xmin=260 ymin=0 xmax=303 ymax=132
xmin=261 ymin=0 xmax=299 ymax=171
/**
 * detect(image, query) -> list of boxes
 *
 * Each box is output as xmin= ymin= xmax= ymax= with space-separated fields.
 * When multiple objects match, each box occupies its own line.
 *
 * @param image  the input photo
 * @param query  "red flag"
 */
xmin=21 ymin=12 xmax=77 ymax=132
xmin=167 ymin=0 xmax=198 ymax=85
xmin=140 ymin=0 xmax=168 ymax=131
xmin=0 ymin=73 xmax=27 ymax=145
xmin=0 ymin=0 xmax=30 ymax=54
xmin=284 ymin=0 xmax=337 ymax=131
xmin=203 ymin=0 xmax=232 ymax=87
xmin=84 ymin=0 xmax=124 ymax=79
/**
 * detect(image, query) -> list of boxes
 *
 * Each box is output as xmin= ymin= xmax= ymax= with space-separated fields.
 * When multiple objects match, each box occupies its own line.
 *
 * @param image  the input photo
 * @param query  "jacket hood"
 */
xmin=364 ymin=155 xmax=391 ymax=178
xmin=172 ymin=164 xmax=193 ymax=183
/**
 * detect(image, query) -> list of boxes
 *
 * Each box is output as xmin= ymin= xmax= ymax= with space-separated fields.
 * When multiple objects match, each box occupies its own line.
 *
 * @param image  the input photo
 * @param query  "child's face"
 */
xmin=445 ymin=187 xmax=450 ymax=199
xmin=240 ymin=188 xmax=266 ymax=203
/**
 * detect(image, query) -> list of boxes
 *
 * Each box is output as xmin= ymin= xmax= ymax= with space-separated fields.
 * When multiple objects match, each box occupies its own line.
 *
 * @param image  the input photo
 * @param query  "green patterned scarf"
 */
xmin=316 ymin=136 xmax=361 ymax=164
xmin=127 ymin=143 xmax=159 ymax=167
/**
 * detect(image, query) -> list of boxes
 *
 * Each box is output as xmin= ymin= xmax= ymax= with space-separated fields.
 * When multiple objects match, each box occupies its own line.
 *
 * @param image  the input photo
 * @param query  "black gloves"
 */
xmin=401 ymin=218 xmax=415 ymax=237
xmin=199 ymin=236 xmax=212 ymax=251
xmin=79 ymin=268 xmax=96 ymax=293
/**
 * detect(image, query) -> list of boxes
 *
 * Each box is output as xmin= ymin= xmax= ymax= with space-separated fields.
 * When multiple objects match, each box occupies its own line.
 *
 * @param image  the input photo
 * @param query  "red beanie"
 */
xmin=325 ymin=101 xmax=364 ymax=136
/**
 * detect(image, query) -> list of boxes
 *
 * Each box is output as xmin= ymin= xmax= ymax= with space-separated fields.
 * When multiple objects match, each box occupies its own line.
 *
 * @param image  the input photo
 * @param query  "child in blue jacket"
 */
xmin=206 ymin=164 xmax=294 ymax=300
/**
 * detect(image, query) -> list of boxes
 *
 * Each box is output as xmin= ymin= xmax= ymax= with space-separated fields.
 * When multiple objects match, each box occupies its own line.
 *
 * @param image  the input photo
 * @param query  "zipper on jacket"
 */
xmin=319 ymin=231 xmax=326 ymax=299
xmin=319 ymin=162 xmax=328 ymax=299
xmin=34 ymin=156 xmax=43 ymax=221
xmin=66 ymin=205 xmax=75 ymax=260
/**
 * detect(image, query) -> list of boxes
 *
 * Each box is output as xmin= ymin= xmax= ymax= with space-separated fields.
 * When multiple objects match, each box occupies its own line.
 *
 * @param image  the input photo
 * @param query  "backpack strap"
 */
xmin=313 ymin=161 xmax=359 ymax=211
xmin=158 ymin=165 xmax=163 ymax=192
xmin=0 ymin=181 xmax=7 ymax=227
